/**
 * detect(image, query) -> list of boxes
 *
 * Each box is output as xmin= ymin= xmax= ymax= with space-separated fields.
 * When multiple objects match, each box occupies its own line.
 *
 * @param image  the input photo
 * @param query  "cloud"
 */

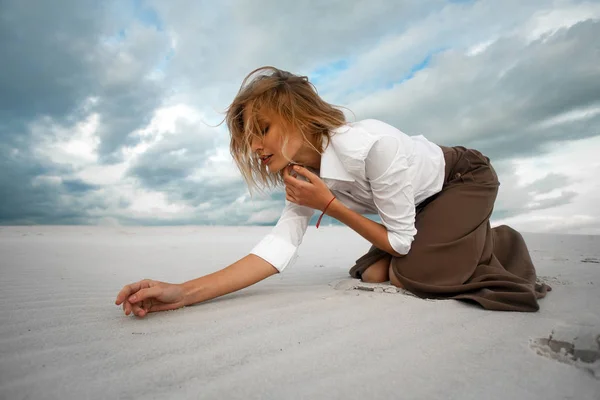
xmin=492 ymin=167 xmax=577 ymax=220
xmin=346 ymin=19 xmax=600 ymax=161
xmin=525 ymin=173 xmax=571 ymax=195
xmin=492 ymin=134 xmax=600 ymax=234
xmin=0 ymin=0 xmax=599 ymax=234
xmin=0 ymin=0 xmax=171 ymax=224
xmin=127 ymin=121 xmax=216 ymax=188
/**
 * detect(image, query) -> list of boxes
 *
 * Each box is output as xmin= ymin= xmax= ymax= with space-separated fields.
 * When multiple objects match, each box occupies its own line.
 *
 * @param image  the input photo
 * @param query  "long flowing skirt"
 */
xmin=349 ymin=146 xmax=551 ymax=312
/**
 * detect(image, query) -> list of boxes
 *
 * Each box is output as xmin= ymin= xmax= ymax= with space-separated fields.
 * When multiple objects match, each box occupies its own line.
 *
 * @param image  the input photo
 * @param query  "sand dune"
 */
xmin=1 ymin=226 xmax=599 ymax=399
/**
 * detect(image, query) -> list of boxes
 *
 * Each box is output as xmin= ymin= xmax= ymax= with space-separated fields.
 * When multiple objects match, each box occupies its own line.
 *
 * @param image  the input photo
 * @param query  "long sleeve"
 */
xmin=249 ymin=200 xmax=315 ymax=272
xmin=365 ymin=135 xmax=417 ymax=255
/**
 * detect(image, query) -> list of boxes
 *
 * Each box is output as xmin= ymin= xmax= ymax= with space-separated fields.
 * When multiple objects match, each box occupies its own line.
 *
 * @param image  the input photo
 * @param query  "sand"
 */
xmin=1 ymin=226 xmax=599 ymax=399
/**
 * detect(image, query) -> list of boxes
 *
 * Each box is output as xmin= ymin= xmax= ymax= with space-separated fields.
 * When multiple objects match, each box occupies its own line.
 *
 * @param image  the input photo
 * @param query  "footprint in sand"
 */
xmin=536 ymin=275 xmax=571 ymax=286
xmin=329 ymin=278 xmax=418 ymax=297
xmin=581 ymin=257 xmax=600 ymax=264
xmin=530 ymin=325 xmax=600 ymax=379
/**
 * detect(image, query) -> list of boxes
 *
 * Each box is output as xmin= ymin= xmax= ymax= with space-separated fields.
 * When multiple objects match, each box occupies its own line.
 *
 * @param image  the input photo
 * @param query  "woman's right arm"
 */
xmin=180 ymin=254 xmax=278 ymax=306
xmin=115 ymin=254 xmax=278 ymax=317
xmin=116 ymin=200 xmax=314 ymax=317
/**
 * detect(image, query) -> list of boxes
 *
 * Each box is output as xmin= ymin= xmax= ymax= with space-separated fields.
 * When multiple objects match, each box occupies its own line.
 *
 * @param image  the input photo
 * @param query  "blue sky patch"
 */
xmin=132 ymin=0 xmax=163 ymax=30
xmin=309 ymin=59 xmax=350 ymax=85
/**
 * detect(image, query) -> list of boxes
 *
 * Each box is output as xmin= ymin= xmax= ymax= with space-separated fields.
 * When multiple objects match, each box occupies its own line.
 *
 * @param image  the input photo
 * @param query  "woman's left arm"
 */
xmin=325 ymin=200 xmax=405 ymax=257
xmin=284 ymin=163 xmax=406 ymax=258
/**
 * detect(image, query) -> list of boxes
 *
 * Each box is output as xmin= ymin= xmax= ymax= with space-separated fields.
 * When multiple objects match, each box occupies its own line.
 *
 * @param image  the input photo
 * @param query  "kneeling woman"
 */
xmin=115 ymin=66 xmax=550 ymax=317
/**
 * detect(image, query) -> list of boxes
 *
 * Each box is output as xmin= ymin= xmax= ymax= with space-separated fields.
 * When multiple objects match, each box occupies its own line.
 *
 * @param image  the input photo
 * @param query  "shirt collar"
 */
xmin=319 ymin=135 xmax=355 ymax=182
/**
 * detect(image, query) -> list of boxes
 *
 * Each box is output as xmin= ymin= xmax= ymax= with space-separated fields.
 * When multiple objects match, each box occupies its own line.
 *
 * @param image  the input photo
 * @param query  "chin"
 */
xmin=268 ymin=162 xmax=284 ymax=173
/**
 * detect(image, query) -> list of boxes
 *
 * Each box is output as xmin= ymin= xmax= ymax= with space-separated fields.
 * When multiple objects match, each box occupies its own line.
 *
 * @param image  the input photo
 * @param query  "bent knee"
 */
xmin=388 ymin=265 xmax=404 ymax=288
xmin=361 ymin=258 xmax=390 ymax=283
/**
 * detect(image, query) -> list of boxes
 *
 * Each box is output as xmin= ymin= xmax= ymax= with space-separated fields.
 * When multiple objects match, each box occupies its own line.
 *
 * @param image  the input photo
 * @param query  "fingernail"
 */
xmin=294 ymin=166 xmax=300 ymax=170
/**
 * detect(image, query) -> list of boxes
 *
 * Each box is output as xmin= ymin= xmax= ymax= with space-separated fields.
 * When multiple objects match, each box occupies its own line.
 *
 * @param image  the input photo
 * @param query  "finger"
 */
xmin=131 ymin=302 xmax=145 ymax=317
xmin=285 ymin=174 xmax=311 ymax=191
xmin=123 ymin=300 xmax=132 ymax=315
xmin=286 ymin=193 xmax=298 ymax=203
xmin=142 ymin=298 xmax=152 ymax=314
xmin=283 ymin=164 xmax=299 ymax=180
xmin=285 ymin=185 xmax=297 ymax=196
xmin=125 ymin=301 xmax=132 ymax=316
xmin=283 ymin=170 xmax=299 ymax=187
xmin=128 ymin=286 xmax=162 ymax=303
xmin=291 ymin=165 xmax=314 ymax=181
xmin=115 ymin=281 xmax=143 ymax=305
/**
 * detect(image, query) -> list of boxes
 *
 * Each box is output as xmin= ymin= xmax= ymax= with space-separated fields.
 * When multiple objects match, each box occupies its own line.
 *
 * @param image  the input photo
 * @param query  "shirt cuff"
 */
xmin=250 ymin=234 xmax=299 ymax=272
xmin=387 ymin=230 xmax=413 ymax=256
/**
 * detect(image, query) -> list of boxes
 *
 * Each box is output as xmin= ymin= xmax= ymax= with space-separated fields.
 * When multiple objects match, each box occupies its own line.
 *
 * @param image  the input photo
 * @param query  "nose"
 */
xmin=250 ymin=135 xmax=262 ymax=154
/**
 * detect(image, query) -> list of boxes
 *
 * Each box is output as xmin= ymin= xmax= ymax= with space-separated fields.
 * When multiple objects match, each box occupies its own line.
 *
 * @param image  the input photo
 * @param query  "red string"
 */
xmin=316 ymin=197 xmax=336 ymax=228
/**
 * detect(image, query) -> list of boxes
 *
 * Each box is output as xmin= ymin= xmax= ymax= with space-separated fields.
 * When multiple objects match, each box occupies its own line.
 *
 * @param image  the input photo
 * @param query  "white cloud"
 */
xmin=345 ymin=18 xmax=600 ymax=160
xmin=127 ymin=190 xmax=196 ymax=218
xmin=31 ymin=113 xmax=100 ymax=168
xmin=493 ymin=135 xmax=600 ymax=234
xmin=2 ymin=0 xmax=599 ymax=232
xmin=521 ymin=1 xmax=600 ymax=42
xmin=187 ymin=146 xmax=243 ymax=185
xmin=533 ymin=105 xmax=600 ymax=130
xmin=76 ymin=163 xmax=128 ymax=186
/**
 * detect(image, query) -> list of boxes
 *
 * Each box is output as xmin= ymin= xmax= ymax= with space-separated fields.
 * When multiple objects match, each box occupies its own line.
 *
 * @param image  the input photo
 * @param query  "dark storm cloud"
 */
xmin=61 ymin=179 xmax=100 ymax=194
xmin=127 ymin=122 xmax=217 ymax=189
xmin=0 ymin=148 xmax=106 ymax=225
xmin=0 ymin=1 xmax=106 ymax=127
xmin=92 ymin=22 xmax=171 ymax=159
xmin=125 ymin=117 xmax=255 ymax=218
xmin=0 ymin=0 xmax=169 ymax=224
xmin=1 ymin=0 xmax=169 ymax=154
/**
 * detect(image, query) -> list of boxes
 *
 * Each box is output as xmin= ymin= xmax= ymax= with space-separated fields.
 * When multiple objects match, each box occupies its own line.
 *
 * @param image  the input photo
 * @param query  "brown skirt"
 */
xmin=349 ymin=146 xmax=551 ymax=312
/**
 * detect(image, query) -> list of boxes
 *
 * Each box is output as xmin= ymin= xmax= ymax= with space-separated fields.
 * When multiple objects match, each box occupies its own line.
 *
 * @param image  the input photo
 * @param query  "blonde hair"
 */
xmin=225 ymin=66 xmax=346 ymax=195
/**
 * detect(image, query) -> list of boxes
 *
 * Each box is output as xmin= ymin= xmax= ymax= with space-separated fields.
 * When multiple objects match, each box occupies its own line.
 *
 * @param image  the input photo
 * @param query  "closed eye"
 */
xmin=262 ymin=124 xmax=270 ymax=136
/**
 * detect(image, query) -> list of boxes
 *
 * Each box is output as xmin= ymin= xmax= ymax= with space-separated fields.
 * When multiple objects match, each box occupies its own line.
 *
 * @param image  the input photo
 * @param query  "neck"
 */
xmin=292 ymin=142 xmax=322 ymax=170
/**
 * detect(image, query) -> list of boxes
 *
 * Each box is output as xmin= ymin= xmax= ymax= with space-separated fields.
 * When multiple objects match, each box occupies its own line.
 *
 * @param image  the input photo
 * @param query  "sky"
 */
xmin=1 ymin=0 xmax=599 ymax=234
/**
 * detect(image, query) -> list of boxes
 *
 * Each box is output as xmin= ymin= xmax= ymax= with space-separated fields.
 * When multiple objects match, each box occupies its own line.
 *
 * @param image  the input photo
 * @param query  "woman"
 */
xmin=115 ymin=66 xmax=550 ymax=317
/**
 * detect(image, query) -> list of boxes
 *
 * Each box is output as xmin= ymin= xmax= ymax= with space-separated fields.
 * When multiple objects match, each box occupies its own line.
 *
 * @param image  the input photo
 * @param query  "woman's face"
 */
xmin=247 ymin=108 xmax=306 ymax=173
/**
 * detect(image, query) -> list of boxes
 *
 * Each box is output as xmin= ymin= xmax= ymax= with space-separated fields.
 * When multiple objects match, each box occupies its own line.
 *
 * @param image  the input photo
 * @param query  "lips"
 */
xmin=261 ymin=155 xmax=273 ymax=165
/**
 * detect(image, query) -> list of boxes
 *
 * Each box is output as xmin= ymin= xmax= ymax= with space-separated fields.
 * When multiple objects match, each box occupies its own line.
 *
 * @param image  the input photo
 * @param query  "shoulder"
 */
xmin=328 ymin=119 xmax=412 ymax=176
xmin=329 ymin=119 xmax=412 ymax=157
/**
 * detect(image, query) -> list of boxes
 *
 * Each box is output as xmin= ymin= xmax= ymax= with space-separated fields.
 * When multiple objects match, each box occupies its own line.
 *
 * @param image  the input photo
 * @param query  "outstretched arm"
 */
xmin=180 ymin=254 xmax=278 ymax=306
xmin=115 ymin=254 xmax=278 ymax=318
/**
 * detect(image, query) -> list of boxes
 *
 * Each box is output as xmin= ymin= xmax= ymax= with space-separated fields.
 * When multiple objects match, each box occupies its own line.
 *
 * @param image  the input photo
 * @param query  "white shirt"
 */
xmin=250 ymin=119 xmax=446 ymax=272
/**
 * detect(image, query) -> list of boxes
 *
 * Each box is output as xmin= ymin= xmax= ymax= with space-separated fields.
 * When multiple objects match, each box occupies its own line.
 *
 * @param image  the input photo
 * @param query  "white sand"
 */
xmin=1 ymin=226 xmax=599 ymax=399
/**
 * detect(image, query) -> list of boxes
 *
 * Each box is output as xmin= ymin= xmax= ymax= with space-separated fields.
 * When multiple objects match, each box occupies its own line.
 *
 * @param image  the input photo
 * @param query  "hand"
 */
xmin=283 ymin=164 xmax=335 ymax=211
xmin=115 ymin=279 xmax=186 ymax=318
